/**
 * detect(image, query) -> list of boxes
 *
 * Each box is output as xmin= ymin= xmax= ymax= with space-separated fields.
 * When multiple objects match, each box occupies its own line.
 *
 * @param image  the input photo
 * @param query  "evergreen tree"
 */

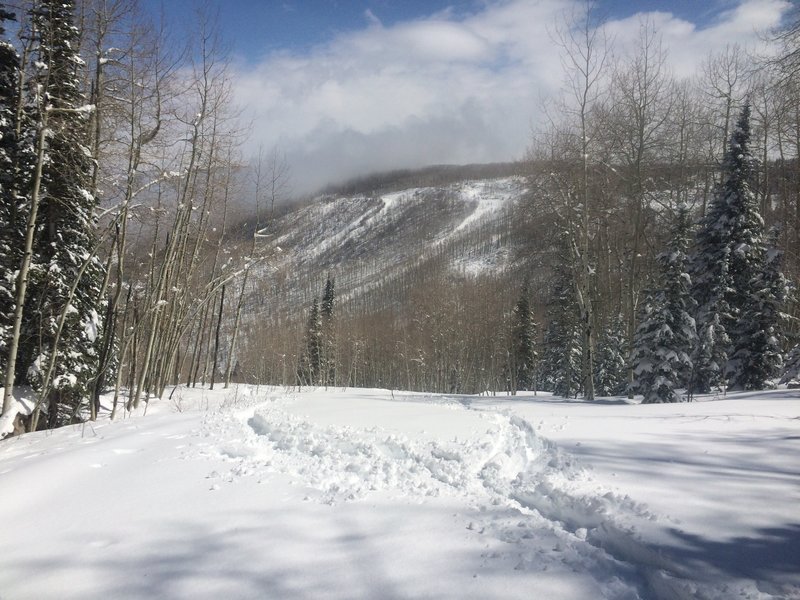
xmin=729 ymin=228 xmax=789 ymax=389
xmin=630 ymin=205 xmax=696 ymax=403
xmin=628 ymin=289 xmax=662 ymax=401
xmin=20 ymin=0 xmax=107 ymax=428
xmin=298 ymin=299 xmax=322 ymax=386
xmin=690 ymin=105 xmax=760 ymax=393
xmin=780 ymin=344 xmax=800 ymax=386
xmin=320 ymin=276 xmax=336 ymax=386
xmin=321 ymin=276 xmax=335 ymax=319
xmin=691 ymin=283 xmax=731 ymax=394
xmin=0 ymin=4 xmax=19 ymax=383
xmin=594 ymin=314 xmax=628 ymax=396
xmin=509 ymin=286 xmax=537 ymax=393
xmin=540 ymin=263 xmax=582 ymax=398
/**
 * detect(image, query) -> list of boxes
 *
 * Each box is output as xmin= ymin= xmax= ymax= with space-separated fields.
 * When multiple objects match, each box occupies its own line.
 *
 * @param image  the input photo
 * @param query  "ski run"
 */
xmin=0 ymin=385 xmax=797 ymax=600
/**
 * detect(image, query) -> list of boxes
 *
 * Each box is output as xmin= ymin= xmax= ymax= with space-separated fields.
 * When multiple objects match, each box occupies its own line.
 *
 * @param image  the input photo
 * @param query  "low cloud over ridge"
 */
xmin=233 ymin=0 xmax=788 ymax=195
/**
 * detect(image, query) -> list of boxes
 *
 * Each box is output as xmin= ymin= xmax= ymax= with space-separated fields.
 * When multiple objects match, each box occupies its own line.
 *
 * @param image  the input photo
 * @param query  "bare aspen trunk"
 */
xmin=2 ymin=123 xmax=48 ymax=419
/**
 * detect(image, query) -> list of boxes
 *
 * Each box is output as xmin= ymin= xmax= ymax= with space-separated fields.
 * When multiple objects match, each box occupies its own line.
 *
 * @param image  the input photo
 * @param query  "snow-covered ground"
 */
xmin=0 ymin=385 xmax=797 ymax=599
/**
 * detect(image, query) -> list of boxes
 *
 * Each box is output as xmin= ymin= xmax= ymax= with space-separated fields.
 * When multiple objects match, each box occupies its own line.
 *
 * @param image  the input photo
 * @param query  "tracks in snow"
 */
xmin=199 ymin=390 xmax=733 ymax=600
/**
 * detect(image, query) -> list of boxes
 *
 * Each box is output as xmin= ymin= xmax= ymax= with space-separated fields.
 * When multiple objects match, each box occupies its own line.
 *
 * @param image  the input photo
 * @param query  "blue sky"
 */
xmin=145 ymin=0 xmax=739 ymax=62
xmin=141 ymin=1 xmax=791 ymax=194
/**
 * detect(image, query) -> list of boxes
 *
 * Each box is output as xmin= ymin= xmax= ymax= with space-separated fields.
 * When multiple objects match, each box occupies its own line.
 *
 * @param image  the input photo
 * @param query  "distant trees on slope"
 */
xmin=240 ymin=7 xmax=798 ymax=400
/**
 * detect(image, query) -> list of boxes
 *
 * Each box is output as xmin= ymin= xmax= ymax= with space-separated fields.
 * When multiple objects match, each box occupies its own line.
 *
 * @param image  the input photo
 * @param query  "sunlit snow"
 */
xmin=0 ymin=385 xmax=797 ymax=599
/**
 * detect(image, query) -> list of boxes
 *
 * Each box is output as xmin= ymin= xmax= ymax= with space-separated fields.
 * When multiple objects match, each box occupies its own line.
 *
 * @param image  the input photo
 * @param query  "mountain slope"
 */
xmin=254 ymin=176 xmax=527 ymax=316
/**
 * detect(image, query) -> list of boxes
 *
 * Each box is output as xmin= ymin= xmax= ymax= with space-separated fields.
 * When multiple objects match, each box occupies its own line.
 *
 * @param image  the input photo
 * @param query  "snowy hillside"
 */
xmin=1 ymin=385 xmax=797 ymax=599
xmin=249 ymin=177 xmax=526 ymax=317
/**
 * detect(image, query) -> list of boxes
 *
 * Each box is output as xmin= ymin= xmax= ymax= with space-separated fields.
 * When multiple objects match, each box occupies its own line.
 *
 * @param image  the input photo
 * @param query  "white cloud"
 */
xmin=232 ymin=0 xmax=789 ymax=195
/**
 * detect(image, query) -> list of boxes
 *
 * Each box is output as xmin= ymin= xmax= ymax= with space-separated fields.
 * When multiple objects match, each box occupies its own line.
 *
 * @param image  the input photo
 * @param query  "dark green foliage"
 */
xmin=20 ymin=0 xmax=107 ymax=426
xmin=690 ymin=105 xmax=761 ymax=393
xmin=540 ymin=262 xmax=582 ymax=398
xmin=729 ymin=228 xmax=790 ymax=389
xmin=321 ymin=276 xmax=335 ymax=319
xmin=0 ymin=4 xmax=19 ymax=378
xmin=630 ymin=204 xmax=697 ymax=403
xmin=594 ymin=314 xmax=628 ymax=396
xmin=320 ymin=276 xmax=336 ymax=386
xmin=780 ymin=344 xmax=800 ymax=386
xmin=509 ymin=286 xmax=537 ymax=392
xmin=298 ymin=299 xmax=322 ymax=386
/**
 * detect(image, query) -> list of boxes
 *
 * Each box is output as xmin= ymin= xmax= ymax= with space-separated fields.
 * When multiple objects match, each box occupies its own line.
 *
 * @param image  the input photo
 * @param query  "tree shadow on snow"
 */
xmin=1 ymin=503 xmax=539 ymax=600
xmin=664 ymin=523 xmax=800 ymax=589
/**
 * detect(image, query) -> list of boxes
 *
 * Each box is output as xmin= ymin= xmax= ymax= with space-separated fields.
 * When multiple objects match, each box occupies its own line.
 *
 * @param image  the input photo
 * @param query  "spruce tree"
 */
xmin=0 ymin=4 xmax=19 ymax=387
xmin=630 ymin=205 xmax=696 ymax=403
xmin=729 ymin=228 xmax=789 ymax=389
xmin=540 ymin=263 xmax=582 ymax=398
xmin=780 ymin=344 xmax=800 ymax=386
xmin=298 ymin=299 xmax=322 ymax=386
xmin=20 ymin=0 xmax=107 ymax=428
xmin=320 ymin=276 xmax=336 ymax=386
xmin=690 ymin=105 xmax=760 ymax=393
xmin=509 ymin=286 xmax=537 ymax=393
xmin=321 ymin=277 xmax=335 ymax=319
xmin=594 ymin=314 xmax=628 ymax=396
xmin=628 ymin=289 xmax=662 ymax=401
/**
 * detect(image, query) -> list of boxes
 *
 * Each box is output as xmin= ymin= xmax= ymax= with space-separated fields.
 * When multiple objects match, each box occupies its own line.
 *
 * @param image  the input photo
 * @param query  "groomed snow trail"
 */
xmin=200 ymin=388 xmax=761 ymax=600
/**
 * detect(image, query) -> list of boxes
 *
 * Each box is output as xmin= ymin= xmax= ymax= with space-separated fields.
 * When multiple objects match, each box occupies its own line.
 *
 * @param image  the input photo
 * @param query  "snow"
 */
xmin=0 ymin=385 xmax=798 ymax=599
xmin=452 ymin=179 xmax=521 ymax=233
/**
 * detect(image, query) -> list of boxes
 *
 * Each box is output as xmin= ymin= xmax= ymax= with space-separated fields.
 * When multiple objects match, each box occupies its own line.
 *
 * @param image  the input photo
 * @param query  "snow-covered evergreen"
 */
xmin=298 ymin=299 xmax=322 ymax=386
xmin=20 ymin=0 xmax=107 ymax=427
xmin=630 ymin=204 xmax=696 ymax=403
xmin=0 ymin=4 xmax=19 ymax=380
xmin=690 ymin=105 xmax=762 ymax=393
xmin=320 ymin=276 xmax=336 ymax=386
xmin=729 ymin=228 xmax=790 ymax=389
xmin=509 ymin=286 xmax=537 ymax=393
xmin=594 ymin=314 xmax=628 ymax=396
xmin=780 ymin=344 xmax=800 ymax=386
xmin=540 ymin=263 xmax=582 ymax=398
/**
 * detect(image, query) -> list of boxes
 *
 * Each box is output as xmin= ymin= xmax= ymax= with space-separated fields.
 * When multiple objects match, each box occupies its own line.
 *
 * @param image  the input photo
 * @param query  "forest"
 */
xmin=0 ymin=0 xmax=799 ymax=436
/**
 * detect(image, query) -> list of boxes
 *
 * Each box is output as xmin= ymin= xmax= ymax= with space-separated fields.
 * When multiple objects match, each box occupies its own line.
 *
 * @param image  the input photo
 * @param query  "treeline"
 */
xmin=519 ymin=11 xmax=800 ymax=401
xmin=320 ymin=162 xmax=525 ymax=198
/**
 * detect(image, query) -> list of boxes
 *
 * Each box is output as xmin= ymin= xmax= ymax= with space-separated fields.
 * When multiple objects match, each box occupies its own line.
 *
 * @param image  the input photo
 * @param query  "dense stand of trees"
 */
xmin=0 ymin=0 xmax=265 ymax=435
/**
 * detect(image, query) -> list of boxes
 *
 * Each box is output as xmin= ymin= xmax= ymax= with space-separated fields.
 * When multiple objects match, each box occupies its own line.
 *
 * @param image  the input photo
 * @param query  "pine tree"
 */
xmin=628 ymin=289 xmax=662 ymax=401
xmin=540 ymin=263 xmax=582 ymax=398
xmin=594 ymin=314 xmax=628 ymax=396
xmin=509 ymin=286 xmax=537 ymax=393
xmin=729 ymin=228 xmax=789 ymax=389
xmin=630 ymin=205 xmax=696 ymax=403
xmin=0 ymin=4 xmax=19 ymax=388
xmin=321 ymin=277 xmax=335 ymax=319
xmin=20 ymin=0 xmax=107 ymax=428
xmin=298 ymin=299 xmax=322 ymax=386
xmin=320 ymin=276 xmax=336 ymax=386
xmin=690 ymin=105 xmax=760 ymax=393
xmin=780 ymin=344 xmax=800 ymax=386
